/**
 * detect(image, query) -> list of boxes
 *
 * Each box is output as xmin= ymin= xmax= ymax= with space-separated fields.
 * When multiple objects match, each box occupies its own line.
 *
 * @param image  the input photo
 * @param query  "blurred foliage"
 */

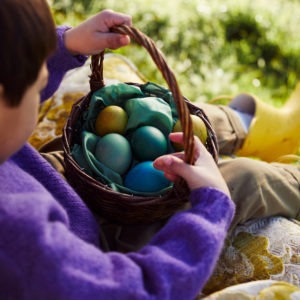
xmin=50 ymin=0 xmax=300 ymax=105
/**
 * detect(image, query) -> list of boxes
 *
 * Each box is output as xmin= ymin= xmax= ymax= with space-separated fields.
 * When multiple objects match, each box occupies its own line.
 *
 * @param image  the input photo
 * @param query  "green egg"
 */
xmin=95 ymin=133 xmax=132 ymax=175
xmin=131 ymin=126 xmax=168 ymax=161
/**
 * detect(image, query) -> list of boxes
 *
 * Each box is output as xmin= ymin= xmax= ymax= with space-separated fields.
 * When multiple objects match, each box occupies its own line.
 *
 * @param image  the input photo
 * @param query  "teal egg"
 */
xmin=124 ymin=161 xmax=170 ymax=193
xmin=95 ymin=133 xmax=132 ymax=175
xmin=131 ymin=126 xmax=168 ymax=161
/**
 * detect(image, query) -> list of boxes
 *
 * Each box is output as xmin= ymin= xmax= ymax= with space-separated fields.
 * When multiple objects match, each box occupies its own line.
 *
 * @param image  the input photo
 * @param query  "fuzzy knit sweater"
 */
xmin=0 ymin=26 xmax=235 ymax=300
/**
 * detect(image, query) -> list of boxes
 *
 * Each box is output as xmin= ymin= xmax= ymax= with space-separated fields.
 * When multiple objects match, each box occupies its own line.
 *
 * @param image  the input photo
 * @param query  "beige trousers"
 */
xmin=41 ymin=103 xmax=300 ymax=252
xmin=199 ymin=103 xmax=300 ymax=229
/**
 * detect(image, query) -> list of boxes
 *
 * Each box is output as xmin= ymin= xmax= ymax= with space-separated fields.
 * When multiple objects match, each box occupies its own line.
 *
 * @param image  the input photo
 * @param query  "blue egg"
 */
xmin=95 ymin=133 xmax=132 ymax=175
xmin=131 ymin=126 xmax=168 ymax=161
xmin=124 ymin=161 xmax=170 ymax=193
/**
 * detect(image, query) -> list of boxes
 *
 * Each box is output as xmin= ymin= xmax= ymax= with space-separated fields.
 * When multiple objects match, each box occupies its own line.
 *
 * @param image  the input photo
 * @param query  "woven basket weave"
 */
xmin=62 ymin=25 xmax=218 ymax=224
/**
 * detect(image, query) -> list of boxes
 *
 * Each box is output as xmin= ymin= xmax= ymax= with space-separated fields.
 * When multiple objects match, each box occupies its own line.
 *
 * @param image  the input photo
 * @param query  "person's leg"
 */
xmin=218 ymin=157 xmax=300 ymax=229
xmin=198 ymin=102 xmax=247 ymax=155
xmin=98 ymin=157 xmax=300 ymax=252
xmin=198 ymin=82 xmax=300 ymax=161
xmin=39 ymin=136 xmax=66 ymax=179
xmin=226 ymin=85 xmax=300 ymax=161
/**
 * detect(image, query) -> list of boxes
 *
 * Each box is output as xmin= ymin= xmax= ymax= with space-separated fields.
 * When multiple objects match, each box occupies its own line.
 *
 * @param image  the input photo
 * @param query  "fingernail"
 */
xmin=163 ymin=156 xmax=173 ymax=166
xmin=120 ymin=35 xmax=129 ymax=45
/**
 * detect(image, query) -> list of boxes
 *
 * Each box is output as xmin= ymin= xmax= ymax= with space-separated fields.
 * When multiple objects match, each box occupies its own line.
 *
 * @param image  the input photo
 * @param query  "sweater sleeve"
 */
xmin=0 ymin=188 xmax=234 ymax=300
xmin=41 ymin=25 xmax=88 ymax=102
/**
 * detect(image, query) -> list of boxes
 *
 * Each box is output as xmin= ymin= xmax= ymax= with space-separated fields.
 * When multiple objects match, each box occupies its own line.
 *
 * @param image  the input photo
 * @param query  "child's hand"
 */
xmin=63 ymin=9 xmax=132 ymax=56
xmin=153 ymin=132 xmax=230 ymax=197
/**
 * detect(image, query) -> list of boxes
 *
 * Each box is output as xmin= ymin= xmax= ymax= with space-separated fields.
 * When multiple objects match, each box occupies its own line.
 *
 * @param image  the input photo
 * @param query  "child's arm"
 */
xmin=0 ymin=134 xmax=234 ymax=300
xmin=41 ymin=10 xmax=131 ymax=101
xmin=41 ymin=26 xmax=88 ymax=101
xmin=0 ymin=187 xmax=233 ymax=300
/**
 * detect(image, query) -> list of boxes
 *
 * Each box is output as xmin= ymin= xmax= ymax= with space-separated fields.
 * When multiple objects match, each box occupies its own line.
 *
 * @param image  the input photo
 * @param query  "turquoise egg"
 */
xmin=95 ymin=133 xmax=132 ymax=175
xmin=124 ymin=161 xmax=170 ymax=193
xmin=130 ymin=126 xmax=168 ymax=161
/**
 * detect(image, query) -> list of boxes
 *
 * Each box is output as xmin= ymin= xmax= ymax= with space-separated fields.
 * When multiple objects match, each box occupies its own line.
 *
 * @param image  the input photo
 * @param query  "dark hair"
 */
xmin=0 ymin=0 xmax=57 ymax=107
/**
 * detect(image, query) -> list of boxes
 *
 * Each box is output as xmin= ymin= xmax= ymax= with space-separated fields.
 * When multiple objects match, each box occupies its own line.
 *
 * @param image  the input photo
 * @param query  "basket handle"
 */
xmin=89 ymin=25 xmax=196 ymax=167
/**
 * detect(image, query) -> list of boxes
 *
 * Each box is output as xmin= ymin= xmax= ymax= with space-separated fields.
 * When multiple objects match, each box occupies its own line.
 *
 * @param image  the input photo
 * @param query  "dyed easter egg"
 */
xmin=130 ymin=126 xmax=168 ymax=161
xmin=172 ymin=115 xmax=208 ymax=151
xmin=124 ymin=161 xmax=170 ymax=193
xmin=95 ymin=133 xmax=132 ymax=175
xmin=95 ymin=105 xmax=128 ymax=136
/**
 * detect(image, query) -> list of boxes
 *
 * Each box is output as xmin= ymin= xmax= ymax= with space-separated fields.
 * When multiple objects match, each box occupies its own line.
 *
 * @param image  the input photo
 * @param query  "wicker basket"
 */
xmin=62 ymin=25 xmax=218 ymax=224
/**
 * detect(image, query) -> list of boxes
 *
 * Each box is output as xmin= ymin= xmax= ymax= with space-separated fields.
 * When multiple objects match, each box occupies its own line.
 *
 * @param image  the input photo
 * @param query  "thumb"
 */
xmin=153 ymin=155 xmax=192 ymax=182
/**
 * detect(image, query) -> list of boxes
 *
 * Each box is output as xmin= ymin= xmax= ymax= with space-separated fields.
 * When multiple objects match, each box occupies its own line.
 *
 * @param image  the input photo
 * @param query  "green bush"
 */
xmin=51 ymin=0 xmax=300 ymax=105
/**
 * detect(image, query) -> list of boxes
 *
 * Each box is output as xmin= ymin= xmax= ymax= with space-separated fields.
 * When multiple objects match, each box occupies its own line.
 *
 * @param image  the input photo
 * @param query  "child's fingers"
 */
xmin=168 ymin=132 xmax=184 ymax=144
xmin=153 ymin=154 xmax=180 ymax=182
xmin=169 ymin=132 xmax=206 ymax=160
xmin=95 ymin=32 xmax=130 ymax=50
xmin=163 ymin=172 xmax=179 ymax=182
xmin=153 ymin=155 xmax=192 ymax=182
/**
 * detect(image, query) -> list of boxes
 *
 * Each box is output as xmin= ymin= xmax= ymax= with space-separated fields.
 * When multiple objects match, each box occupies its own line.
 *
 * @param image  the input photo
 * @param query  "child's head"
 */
xmin=0 ymin=0 xmax=57 ymax=163
xmin=0 ymin=0 xmax=57 ymax=107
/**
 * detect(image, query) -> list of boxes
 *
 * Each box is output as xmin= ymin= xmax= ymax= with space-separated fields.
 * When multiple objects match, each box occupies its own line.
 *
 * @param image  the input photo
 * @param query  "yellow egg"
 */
xmin=172 ymin=114 xmax=208 ymax=151
xmin=95 ymin=105 xmax=128 ymax=137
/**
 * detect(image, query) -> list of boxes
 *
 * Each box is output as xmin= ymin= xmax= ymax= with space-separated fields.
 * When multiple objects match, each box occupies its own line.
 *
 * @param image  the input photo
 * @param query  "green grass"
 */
xmin=51 ymin=0 xmax=300 ymax=106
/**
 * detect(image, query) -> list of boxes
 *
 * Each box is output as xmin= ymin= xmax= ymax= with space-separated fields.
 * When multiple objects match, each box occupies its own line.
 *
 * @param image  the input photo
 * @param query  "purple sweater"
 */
xmin=0 ymin=26 xmax=235 ymax=300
